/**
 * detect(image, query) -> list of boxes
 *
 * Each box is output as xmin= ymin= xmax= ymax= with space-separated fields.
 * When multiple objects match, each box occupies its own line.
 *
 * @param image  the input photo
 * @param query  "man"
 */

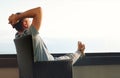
xmin=8 ymin=7 xmax=85 ymax=64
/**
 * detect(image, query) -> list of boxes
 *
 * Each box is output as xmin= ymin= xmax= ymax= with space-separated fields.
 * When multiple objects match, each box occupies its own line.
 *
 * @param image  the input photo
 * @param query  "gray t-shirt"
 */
xmin=15 ymin=26 xmax=54 ymax=62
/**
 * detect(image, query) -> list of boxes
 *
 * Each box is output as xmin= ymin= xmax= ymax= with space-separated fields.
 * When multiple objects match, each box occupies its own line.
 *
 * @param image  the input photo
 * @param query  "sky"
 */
xmin=1 ymin=0 xmax=120 ymax=54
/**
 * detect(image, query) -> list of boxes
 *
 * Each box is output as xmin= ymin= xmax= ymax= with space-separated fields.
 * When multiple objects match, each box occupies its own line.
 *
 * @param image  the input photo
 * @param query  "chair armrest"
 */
xmin=33 ymin=60 xmax=73 ymax=78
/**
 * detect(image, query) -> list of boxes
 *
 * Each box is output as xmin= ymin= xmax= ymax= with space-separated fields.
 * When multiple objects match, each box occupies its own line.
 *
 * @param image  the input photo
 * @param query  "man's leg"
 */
xmin=55 ymin=51 xmax=83 ymax=65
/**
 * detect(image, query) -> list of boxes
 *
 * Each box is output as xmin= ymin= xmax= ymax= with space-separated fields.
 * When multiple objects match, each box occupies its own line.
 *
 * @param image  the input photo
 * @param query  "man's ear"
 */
xmin=22 ymin=21 xmax=28 ymax=28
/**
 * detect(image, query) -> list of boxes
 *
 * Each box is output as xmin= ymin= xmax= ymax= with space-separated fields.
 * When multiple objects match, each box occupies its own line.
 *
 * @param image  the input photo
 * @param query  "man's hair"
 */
xmin=13 ymin=13 xmax=24 ymax=32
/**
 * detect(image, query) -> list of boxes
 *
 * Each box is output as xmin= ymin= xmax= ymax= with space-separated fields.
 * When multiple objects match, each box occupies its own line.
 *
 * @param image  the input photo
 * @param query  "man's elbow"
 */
xmin=37 ymin=7 xmax=42 ymax=12
xmin=36 ymin=7 xmax=42 ymax=16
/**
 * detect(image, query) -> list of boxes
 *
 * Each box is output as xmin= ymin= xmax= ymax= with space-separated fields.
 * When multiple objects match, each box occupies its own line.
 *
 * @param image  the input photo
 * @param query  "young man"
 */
xmin=8 ymin=7 xmax=85 ymax=64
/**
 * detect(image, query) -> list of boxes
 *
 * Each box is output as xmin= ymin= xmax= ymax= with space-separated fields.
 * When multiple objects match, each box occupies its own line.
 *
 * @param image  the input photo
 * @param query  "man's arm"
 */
xmin=8 ymin=7 xmax=42 ymax=31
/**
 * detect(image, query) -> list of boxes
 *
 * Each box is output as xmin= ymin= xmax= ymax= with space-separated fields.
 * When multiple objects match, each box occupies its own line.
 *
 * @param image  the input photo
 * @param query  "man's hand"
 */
xmin=77 ymin=41 xmax=85 ymax=55
xmin=8 ymin=14 xmax=18 ymax=27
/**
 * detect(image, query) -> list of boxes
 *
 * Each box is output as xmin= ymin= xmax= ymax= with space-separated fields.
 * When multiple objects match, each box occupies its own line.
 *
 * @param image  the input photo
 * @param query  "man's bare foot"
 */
xmin=77 ymin=41 xmax=85 ymax=55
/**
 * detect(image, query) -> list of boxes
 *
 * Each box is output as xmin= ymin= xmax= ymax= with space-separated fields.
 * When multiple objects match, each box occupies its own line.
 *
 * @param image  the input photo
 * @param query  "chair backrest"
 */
xmin=14 ymin=35 xmax=34 ymax=78
xmin=14 ymin=35 xmax=73 ymax=78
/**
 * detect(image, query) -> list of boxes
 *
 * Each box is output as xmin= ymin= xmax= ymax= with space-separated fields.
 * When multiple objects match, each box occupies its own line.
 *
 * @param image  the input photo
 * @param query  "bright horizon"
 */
xmin=1 ymin=0 xmax=120 ymax=54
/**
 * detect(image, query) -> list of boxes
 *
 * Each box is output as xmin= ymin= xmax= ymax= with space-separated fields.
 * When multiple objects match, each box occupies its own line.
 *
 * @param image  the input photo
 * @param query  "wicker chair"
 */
xmin=14 ymin=35 xmax=73 ymax=78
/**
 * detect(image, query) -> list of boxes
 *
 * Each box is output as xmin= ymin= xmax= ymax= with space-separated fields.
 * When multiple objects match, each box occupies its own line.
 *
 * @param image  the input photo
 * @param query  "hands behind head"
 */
xmin=8 ymin=14 xmax=18 ymax=27
xmin=77 ymin=41 xmax=85 ymax=55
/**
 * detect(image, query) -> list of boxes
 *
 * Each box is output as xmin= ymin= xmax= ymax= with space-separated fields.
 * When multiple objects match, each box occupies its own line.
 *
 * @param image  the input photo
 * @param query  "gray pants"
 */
xmin=55 ymin=51 xmax=82 ymax=64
